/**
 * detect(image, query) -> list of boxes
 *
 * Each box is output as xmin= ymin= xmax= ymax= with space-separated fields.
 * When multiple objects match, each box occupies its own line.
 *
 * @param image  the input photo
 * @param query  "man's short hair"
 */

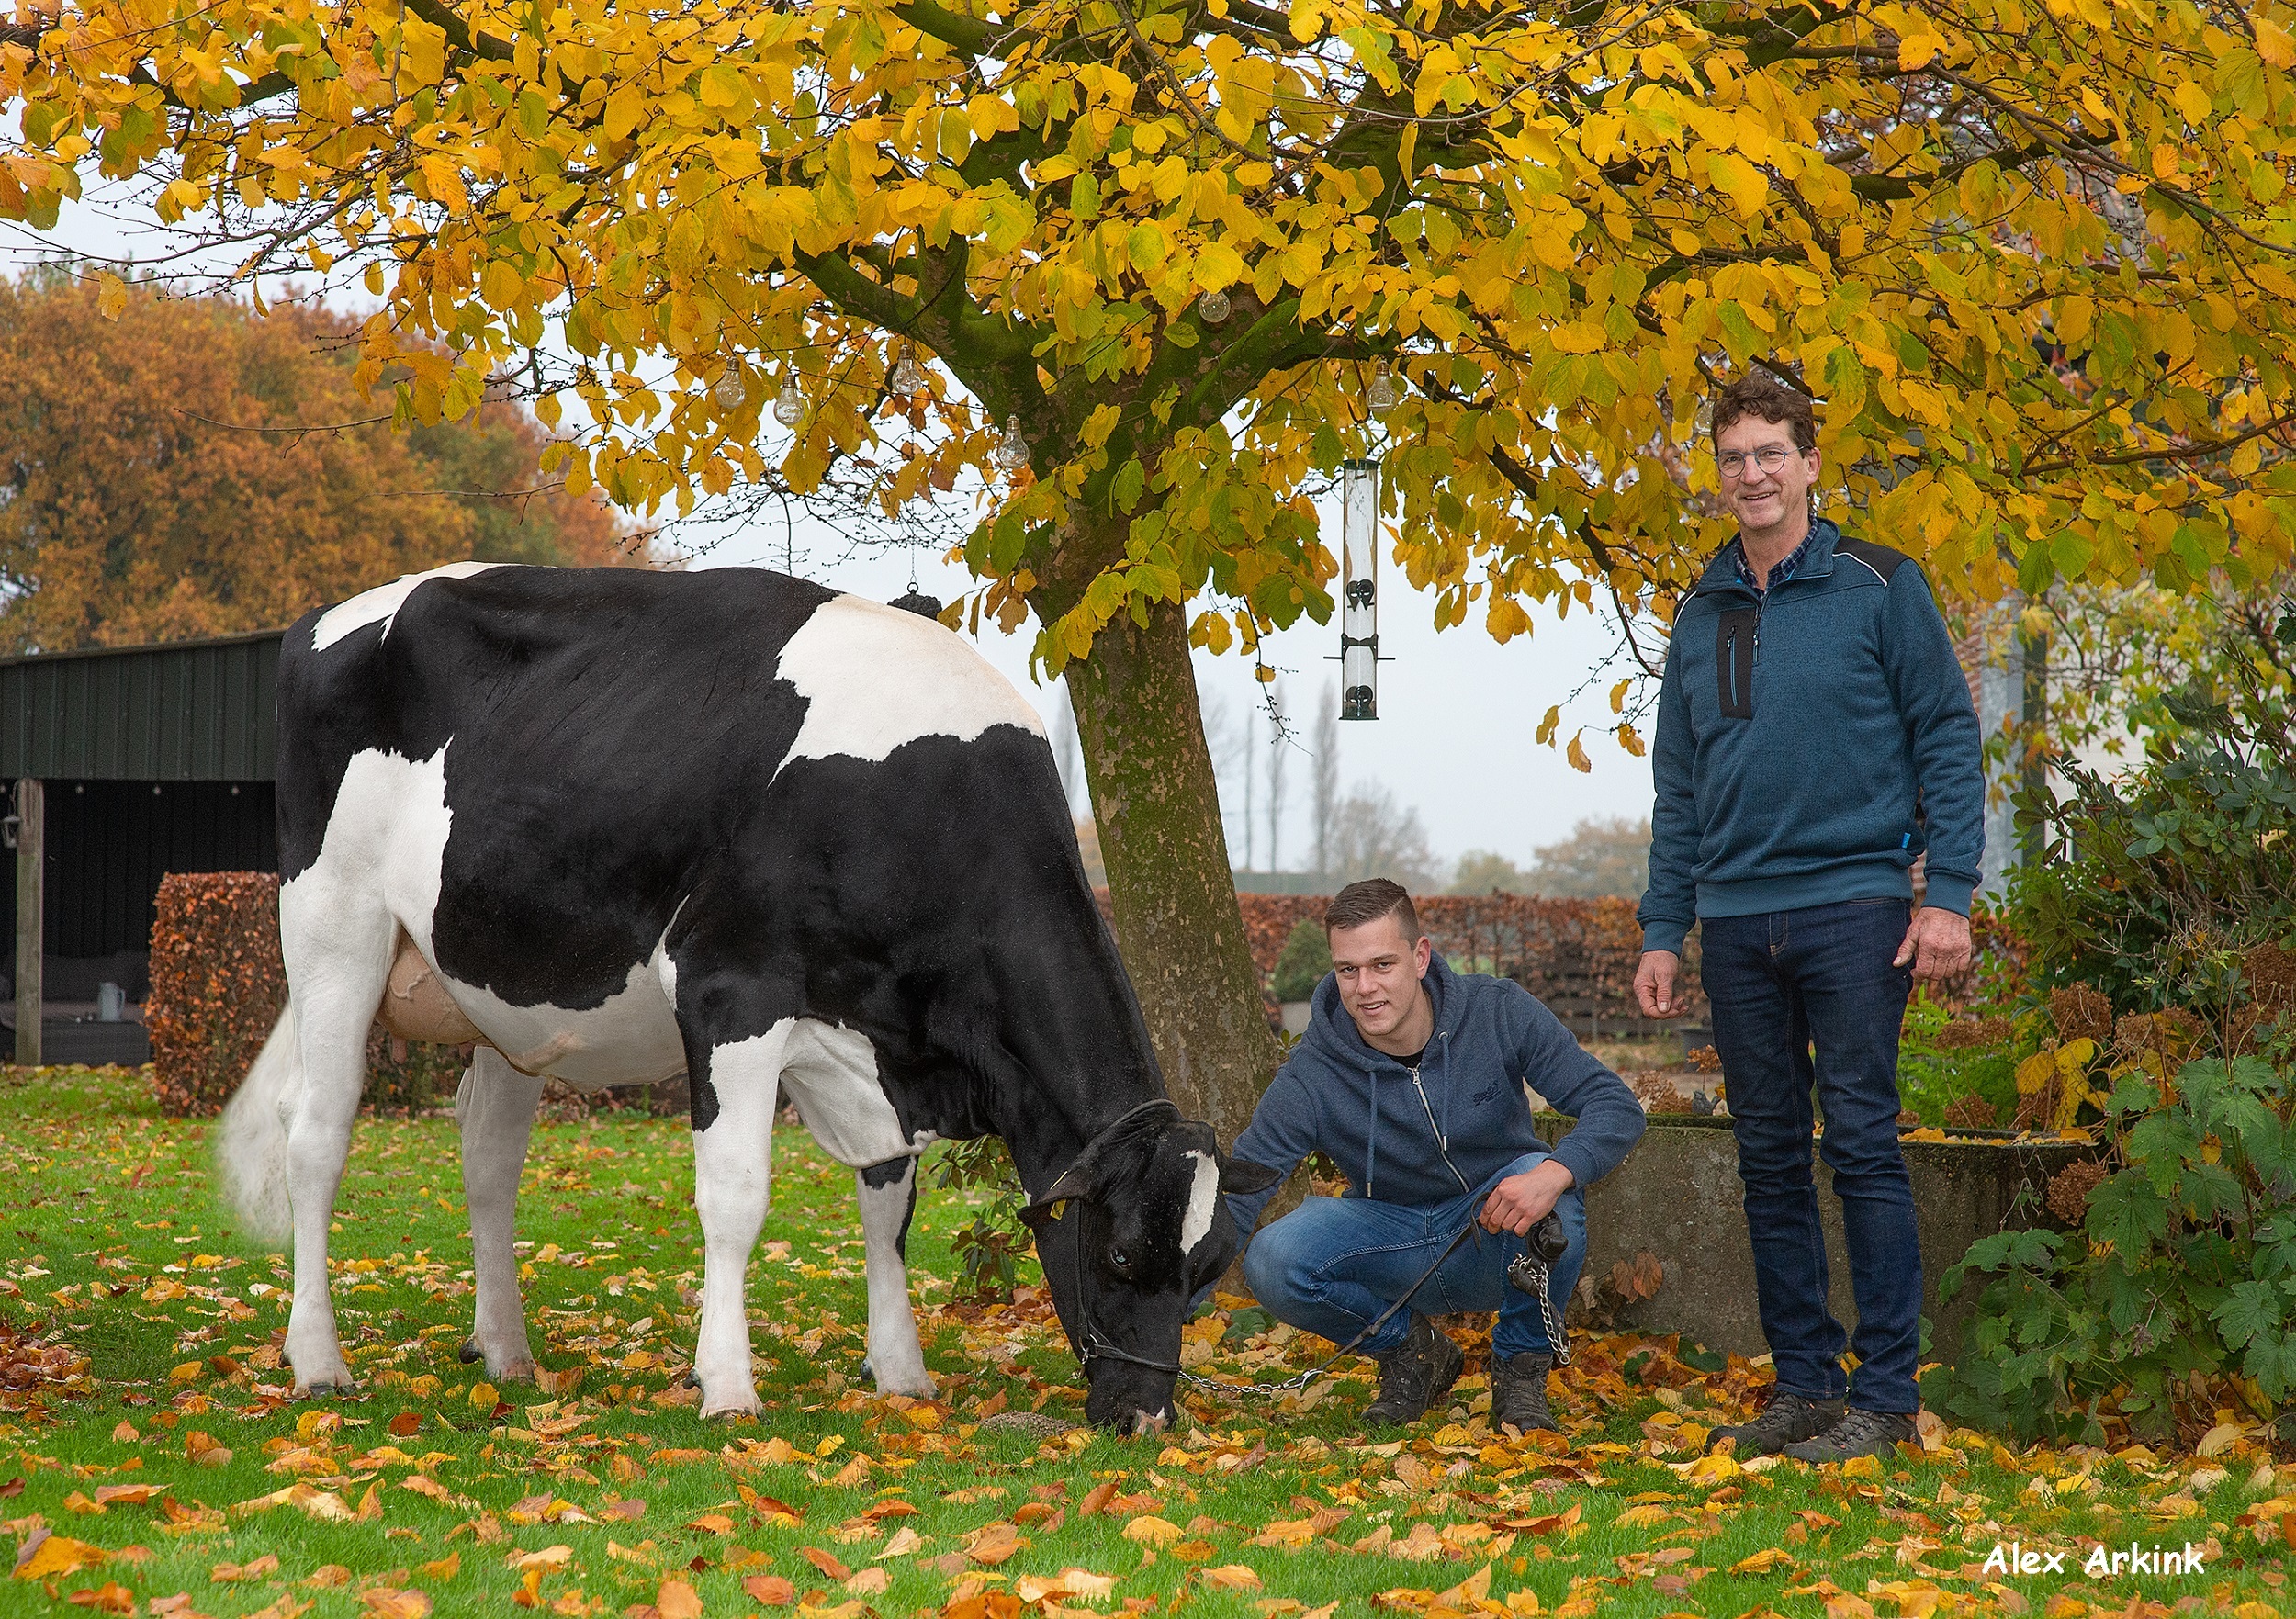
xmin=1711 ymin=374 xmax=1818 ymax=454
xmin=1325 ymin=878 xmax=1420 ymax=940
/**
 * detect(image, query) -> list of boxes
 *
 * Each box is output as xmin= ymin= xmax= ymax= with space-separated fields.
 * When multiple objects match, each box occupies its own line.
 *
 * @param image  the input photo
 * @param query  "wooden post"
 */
xmin=15 ymin=778 xmax=40 ymax=1067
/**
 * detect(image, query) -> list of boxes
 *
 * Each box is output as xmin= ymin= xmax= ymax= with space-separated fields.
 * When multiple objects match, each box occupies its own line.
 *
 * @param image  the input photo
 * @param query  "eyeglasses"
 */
xmin=1716 ymin=446 xmax=1799 ymax=479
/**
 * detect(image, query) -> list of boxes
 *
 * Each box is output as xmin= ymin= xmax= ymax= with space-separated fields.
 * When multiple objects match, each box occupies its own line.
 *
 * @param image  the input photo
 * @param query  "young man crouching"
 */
xmin=1224 ymin=880 xmax=1647 ymax=1432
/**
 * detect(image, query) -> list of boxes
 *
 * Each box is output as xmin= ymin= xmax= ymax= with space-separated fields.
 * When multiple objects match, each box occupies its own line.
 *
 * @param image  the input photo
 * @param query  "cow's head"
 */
xmin=1022 ymin=1101 xmax=1282 ymax=1433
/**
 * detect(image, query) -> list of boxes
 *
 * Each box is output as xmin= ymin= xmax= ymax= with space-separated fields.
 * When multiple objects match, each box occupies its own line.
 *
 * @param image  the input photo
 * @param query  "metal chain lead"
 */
xmin=1504 ymin=1251 xmax=1573 ymax=1368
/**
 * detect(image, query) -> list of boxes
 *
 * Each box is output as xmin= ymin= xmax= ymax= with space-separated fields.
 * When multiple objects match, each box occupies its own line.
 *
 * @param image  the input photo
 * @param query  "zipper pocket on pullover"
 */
xmin=1411 ymin=1065 xmax=1474 ymax=1197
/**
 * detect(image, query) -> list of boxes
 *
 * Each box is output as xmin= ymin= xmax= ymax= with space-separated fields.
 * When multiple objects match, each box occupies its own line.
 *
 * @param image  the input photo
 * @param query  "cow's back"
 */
xmin=276 ymin=564 xmax=1056 ymax=1019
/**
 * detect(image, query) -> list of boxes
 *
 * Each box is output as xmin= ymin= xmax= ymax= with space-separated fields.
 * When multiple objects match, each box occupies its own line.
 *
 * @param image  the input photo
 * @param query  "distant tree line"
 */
xmin=0 ymin=266 xmax=647 ymax=654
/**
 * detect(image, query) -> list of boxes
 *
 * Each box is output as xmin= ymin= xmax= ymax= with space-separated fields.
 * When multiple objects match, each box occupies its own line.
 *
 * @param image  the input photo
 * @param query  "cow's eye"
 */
xmin=1109 ymin=1246 xmax=1132 ymax=1272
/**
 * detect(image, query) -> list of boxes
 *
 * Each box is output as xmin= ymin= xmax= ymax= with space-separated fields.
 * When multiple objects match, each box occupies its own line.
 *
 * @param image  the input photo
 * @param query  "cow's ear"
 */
xmin=1021 ymin=1164 xmax=1094 ymax=1225
xmin=1220 ymin=1158 xmax=1283 ymax=1196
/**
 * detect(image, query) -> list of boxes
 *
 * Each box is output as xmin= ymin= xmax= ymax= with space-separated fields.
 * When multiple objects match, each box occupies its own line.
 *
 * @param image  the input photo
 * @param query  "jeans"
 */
xmin=1241 ymin=1152 xmax=1588 ymax=1362
xmin=1700 ymin=898 xmax=1920 ymax=1414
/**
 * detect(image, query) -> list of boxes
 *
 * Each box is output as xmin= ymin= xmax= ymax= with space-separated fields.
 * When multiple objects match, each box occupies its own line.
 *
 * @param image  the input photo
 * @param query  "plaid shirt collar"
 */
xmin=1730 ymin=523 xmax=1818 ymax=600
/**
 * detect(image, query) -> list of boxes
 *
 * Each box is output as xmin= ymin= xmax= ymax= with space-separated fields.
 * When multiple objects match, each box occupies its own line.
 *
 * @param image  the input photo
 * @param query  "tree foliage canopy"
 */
xmin=0 ymin=268 xmax=637 ymax=652
xmin=7 ymin=0 xmax=2295 ymax=696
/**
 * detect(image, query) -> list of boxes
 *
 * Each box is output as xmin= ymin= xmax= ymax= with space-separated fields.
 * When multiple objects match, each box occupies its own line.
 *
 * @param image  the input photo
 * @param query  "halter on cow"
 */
xmin=217 ymin=562 xmax=1278 ymax=1431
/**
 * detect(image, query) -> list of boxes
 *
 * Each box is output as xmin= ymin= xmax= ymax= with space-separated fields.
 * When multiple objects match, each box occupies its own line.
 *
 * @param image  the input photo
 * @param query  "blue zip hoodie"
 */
xmin=1224 ymin=953 xmax=1647 ymax=1237
xmin=1637 ymin=519 xmax=1986 ymax=955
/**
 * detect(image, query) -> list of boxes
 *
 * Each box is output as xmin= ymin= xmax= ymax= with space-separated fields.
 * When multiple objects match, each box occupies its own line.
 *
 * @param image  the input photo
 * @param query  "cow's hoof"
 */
xmin=701 ymin=1397 xmax=763 ymax=1422
xmin=287 ymin=1344 xmax=356 ymax=1395
xmin=493 ymin=1357 xmax=538 ymax=1384
xmin=870 ymin=1372 xmax=940 ymax=1401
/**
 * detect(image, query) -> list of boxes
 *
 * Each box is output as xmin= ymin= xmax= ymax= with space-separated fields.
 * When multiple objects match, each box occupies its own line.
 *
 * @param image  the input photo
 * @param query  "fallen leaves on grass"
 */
xmin=212 ymin=1553 xmax=281 ymax=1581
xmin=6 ymin=1066 xmax=2294 ymax=1619
xmin=13 ymin=1527 xmax=106 ymax=1578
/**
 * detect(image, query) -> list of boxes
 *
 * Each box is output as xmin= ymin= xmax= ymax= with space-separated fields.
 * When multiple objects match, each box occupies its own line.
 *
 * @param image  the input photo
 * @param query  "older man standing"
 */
xmin=1634 ymin=375 xmax=1985 ymax=1462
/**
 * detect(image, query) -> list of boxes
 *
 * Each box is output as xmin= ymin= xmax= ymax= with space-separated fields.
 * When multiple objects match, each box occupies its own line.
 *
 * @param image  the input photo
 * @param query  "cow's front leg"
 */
xmin=856 ymin=1158 xmax=936 ymax=1400
xmin=456 ymin=1046 xmax=546 ymax=1382
xmin=689 ymin=1024 xmax=792 ymax=1419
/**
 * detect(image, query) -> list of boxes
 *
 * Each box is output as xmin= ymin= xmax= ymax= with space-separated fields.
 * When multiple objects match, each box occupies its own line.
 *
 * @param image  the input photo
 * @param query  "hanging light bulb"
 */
xmin=888 ymin=347 xmax=928 ymax=395
xmin=772 ymin=375 xmax=805 ymax=428
xmin=992 ymin=415 xmax=1030 ymax=473
xmin=1366 ymin=358 xmax=1401 ymax=415
xmin=1197 ymin=286 xmax=1232 ymax=325
xmin=712 ymin=365 xmax=747 ymax=411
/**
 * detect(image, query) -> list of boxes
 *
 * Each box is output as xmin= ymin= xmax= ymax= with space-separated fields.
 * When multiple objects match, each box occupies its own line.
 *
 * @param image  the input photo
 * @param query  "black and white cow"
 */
xmin=217 ymin=562 xmax=1277 ymax=1431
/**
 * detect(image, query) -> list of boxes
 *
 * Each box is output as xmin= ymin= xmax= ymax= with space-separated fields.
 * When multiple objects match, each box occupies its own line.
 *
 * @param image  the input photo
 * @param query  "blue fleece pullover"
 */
xmin=1223 ymin=953 xmax=1647 ymax=1237
xmin=1637 ymin=519 xmax=1986 ymax=956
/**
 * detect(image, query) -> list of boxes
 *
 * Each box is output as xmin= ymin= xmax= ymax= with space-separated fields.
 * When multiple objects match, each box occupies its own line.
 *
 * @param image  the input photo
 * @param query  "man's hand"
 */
xmin=1634 ymin=950 xmax=1686 ymax=1018
xmin=1480 ymin=1159 xmax=1575 ymax=1236
xmin=1895 ymin=905 xmax=1974 ymax=984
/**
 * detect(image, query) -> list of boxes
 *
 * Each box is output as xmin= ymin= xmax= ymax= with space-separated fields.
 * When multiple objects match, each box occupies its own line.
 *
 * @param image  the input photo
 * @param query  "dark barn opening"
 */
xmin=2 ymin=630 xmax=283 ymax=1064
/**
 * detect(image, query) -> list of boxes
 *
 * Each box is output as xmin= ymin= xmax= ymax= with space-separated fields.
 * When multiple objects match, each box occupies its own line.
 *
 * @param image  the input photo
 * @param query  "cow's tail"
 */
xmin=218 ymin=1001 xmax=304 ymax=1247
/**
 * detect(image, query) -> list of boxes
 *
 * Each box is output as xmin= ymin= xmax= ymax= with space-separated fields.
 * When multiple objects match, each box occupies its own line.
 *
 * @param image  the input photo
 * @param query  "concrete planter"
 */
xmin=1536 ymin=1113 xmax=2098 ymax=1366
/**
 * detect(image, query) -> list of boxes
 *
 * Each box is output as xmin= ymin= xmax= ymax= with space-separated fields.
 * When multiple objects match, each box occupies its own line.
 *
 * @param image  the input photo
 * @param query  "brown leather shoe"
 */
xmin=1707 ymin=1390 xmax=1847 ymax=1456
xmin=1491 ymin=1351 xmax=1559 ymax=1433
xmin=1363 ymin=1315 xmax=1464 ymax=1428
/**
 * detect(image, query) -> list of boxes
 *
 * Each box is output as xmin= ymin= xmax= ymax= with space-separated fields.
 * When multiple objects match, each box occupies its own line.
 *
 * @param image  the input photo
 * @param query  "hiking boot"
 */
xmin=1363 ymin=1315 xmax=1464 ymax=1428
xmin=1706 ymin=1390 xmax=1846 ymax=1456
xmin=1491 ymin=1350 xmax=1559 ymax=1434
xmin=1782 ymin=1406 xmax=1917 ymax=1463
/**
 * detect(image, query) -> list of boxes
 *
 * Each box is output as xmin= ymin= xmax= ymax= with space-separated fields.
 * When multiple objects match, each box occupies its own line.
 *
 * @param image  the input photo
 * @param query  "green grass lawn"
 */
xmin=2 ymin=1066 xmax=2289 ymax=1618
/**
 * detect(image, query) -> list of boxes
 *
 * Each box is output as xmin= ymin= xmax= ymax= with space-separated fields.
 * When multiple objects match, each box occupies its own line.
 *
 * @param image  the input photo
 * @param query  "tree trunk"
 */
xmin=1062 ymin=595 xmax=1280 ymax=1146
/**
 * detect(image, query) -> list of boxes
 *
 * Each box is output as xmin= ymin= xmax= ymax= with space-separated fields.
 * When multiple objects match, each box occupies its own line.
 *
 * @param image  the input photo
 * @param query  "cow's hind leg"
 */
xmin=276 ymin=889 xmax=396 ymax=1396
xmin=456 ymin=1046 xmax=546 ymax=1382
xmin=856 ymin=1158 xmax=936 ymax=1400
xmin=689 ymin=1022 xmax=793 ymax=1419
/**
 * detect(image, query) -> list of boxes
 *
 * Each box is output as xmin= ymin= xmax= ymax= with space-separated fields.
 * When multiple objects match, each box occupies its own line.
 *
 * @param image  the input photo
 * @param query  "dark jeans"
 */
xmin=1242 ymin=1152 xmax=1588 ymax=1362
xmin=1700 ymin=899 xmax=1920 ymax=1414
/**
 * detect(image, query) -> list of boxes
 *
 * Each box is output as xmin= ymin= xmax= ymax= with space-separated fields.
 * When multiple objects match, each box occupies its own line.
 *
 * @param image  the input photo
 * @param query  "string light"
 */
xmin=1367 ymin=359 xmax=1401 ymax=415
xmin=992 ymin=416 xmax=1030 ymax=473
xmin=1197 ymin=287 xmax=1232 ymax=324
xmin=712 ymin=366 xmax=747 ymax=410
xmin=888 ymin=347 xmax=928 ymax=395
xmin=773 ymin=376 xmax=805 ymax=427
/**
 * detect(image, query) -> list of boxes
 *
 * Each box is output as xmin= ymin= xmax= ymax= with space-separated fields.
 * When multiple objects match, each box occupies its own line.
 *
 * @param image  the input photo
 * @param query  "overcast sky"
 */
xmin=8 ymin=187 xmax=1660 ymax=875
xmin=691 ymin=515 xmax=1657 ymax=871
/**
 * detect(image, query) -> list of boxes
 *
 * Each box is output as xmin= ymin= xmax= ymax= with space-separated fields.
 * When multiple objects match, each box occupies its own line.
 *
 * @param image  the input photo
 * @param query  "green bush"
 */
xmin=1270 ymin=917 xmax=1331 ymax=1003
xmin=1895 ymin=995 xmax=2024 ymax=1129
xmin=1931 ymin=639 xmax=2296 ymax=1442
xmin=1930 ymin=1053 xmax=2296 ymax=1445
xmin=928 ymin=1136 xmax=1030 ymax=1303
xmin=2008 ymin=659 xmax=2296 ymax=1047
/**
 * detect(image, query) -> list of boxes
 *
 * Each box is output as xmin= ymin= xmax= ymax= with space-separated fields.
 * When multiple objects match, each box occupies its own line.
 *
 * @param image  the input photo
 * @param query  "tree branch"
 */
xmin=2020 ymin=410 xmax=2296 ymax=478
xmin=402 ymin=0 xmax=512 ymax=62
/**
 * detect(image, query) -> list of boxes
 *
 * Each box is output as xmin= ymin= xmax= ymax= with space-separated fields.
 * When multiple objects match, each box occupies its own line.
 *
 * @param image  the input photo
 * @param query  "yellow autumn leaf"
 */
xmin=12 ymin=1533 xmax=106 ymax=1580
xmin=1703 ymin=151 xmax=1769 ymax=218
xmin=396 ymin=12 xmax=445 ymax=84
xmin=1201 ymin=1566 xmax=1263 ymax=1591
xmin=1122 ymin=1515 xmax=1184 ymax=1546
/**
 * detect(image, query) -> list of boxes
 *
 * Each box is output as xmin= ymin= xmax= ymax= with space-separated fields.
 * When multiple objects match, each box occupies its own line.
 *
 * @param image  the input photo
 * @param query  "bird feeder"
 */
xmin=1338 ymin=456 xmax=1381 ymax=720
